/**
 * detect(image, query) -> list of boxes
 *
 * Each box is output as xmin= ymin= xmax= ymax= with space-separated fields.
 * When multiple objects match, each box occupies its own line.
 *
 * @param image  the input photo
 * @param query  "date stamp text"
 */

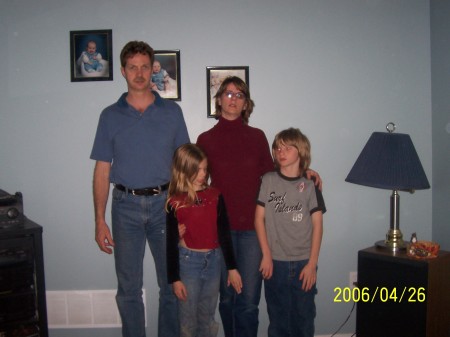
xmin=333 ymin=287 xmax=426 ymax=303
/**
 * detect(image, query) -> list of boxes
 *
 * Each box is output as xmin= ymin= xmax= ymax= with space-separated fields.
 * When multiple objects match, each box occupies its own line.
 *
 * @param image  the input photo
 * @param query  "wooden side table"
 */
xmin=356 ymin=246 xmax=450 ymax=337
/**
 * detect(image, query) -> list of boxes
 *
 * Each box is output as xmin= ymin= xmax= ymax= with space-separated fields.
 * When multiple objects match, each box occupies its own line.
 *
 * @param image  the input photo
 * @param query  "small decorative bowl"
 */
xmin=407 ymin=241 xmax=440 ymax=259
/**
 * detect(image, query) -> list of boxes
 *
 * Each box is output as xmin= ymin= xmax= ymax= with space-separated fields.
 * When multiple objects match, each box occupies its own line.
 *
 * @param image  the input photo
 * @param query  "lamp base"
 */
xmin=375 ymin=229 xmax=406 ymax=251
xmin=375 ymin=240 xmax=407 ymax=251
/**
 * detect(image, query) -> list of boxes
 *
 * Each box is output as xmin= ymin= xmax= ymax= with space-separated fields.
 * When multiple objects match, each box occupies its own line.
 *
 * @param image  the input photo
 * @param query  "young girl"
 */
xmin=254 ymin=128 xmax=326 ymax=337
xmin=166 ymin=144 xmax=242 ymax=337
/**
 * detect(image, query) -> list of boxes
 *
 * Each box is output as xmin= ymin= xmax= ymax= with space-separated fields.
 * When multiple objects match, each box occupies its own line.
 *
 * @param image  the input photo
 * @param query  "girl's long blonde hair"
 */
xmin=166 ymin=144 xmax=209 ymax=211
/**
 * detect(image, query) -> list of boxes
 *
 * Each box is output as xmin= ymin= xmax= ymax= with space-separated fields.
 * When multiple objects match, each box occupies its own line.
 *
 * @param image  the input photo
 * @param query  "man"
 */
xmin=90 ymin=41 xmax=190 ymax=337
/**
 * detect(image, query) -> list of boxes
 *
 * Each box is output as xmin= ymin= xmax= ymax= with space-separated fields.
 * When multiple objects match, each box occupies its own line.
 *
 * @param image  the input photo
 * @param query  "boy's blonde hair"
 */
xmin=166 ymin=144 xmax=209 ymax=211
xmin=272 ymin=128 xmax=311 ymax=174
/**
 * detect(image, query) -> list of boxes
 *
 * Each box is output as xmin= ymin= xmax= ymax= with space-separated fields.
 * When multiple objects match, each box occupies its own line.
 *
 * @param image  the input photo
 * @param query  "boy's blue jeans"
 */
xmin=264 ymin=259 xmax=317 ymax=337
xmin=178 ymin=246 xmax=222 ymax=337
xmin=219 ymin=230 xmax=262 ymax=337
xmin=112 ymin=188 xmax=178 ymax=337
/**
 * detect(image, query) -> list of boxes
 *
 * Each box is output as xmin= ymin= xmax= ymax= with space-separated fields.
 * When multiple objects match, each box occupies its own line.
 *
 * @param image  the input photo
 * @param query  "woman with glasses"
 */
xmin=196 ymin=76 xmax=322 ymax=337
xmin=196 ymin=76 xmax=273 ymax=337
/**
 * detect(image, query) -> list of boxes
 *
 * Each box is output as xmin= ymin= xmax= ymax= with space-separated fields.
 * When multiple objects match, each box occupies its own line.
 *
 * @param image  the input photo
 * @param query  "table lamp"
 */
xmin=345 ymin=123 xmax=430 ymax=251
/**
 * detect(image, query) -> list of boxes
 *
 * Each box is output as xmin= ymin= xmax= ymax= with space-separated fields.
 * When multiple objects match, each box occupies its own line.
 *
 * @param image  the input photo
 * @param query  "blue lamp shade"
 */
xmin=345 ymin=132 xmax=430 ymax=191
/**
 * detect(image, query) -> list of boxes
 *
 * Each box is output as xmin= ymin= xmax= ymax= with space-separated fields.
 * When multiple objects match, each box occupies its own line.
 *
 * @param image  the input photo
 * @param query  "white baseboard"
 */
xmin=46 ymin=289 xmax=146 ymax=328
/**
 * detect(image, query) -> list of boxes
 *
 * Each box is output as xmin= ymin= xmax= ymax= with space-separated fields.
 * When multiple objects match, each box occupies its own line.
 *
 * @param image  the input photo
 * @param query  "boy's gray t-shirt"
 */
xmin=257 ymin=171 xmax=326 ymax=261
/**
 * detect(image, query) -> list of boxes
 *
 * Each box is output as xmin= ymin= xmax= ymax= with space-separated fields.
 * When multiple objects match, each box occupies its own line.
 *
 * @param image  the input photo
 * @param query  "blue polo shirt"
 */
xmin=90 ymin=91 xmax=190 ymax=188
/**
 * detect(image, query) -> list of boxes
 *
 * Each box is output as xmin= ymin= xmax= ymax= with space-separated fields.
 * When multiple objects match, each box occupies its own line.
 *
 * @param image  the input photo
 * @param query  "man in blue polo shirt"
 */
xmin=90 ymin=41 xmax=190 ymax=337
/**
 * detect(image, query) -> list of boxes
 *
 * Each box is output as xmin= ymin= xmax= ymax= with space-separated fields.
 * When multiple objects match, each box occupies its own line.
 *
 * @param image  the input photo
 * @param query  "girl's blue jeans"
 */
xmin=178 ymin=245 xmax=222 ymax=337
xmin=264 ymin=259 xmax=317 ymax=337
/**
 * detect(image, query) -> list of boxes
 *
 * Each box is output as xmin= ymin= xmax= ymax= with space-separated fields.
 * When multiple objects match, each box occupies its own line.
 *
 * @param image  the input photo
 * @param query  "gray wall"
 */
xmin=0 ymin=0 xmax=437 ymax=336
xmin=431 ymin=0 xmax=450 ymax=250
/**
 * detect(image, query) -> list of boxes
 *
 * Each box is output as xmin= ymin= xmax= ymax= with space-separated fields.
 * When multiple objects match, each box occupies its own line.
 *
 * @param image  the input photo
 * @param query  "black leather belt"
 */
xmin=115 ymin=183 xmax=169 ymax=196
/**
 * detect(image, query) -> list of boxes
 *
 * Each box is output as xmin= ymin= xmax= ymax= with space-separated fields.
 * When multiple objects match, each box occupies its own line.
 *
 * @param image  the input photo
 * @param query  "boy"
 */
xmin=255 ymin=127 xmax=326 ymax=337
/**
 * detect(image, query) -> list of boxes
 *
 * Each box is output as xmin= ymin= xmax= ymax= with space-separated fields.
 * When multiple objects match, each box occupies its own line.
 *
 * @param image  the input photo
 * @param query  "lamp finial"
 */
xmin=386 ymin=122 xmax=396 ymax=133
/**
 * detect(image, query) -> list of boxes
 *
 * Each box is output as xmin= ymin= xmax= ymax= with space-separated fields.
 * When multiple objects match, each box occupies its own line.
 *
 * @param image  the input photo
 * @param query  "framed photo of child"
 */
xmin=70 ymin=29 xmax=113 ymax=82
xmin=206 ymin=66 xmax=249 ymax=118
xmin=153 ymin=50 xmax=181 ymax=101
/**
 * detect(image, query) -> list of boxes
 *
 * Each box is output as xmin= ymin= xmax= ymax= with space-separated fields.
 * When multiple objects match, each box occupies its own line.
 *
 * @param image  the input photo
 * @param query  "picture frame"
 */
xmin=70 ymin=29 xmax=113 ymax=82
xmin=206 ymin=66 xmax=249 ymax=118
xmin=153 ymin=50 xmax=181 ymax=101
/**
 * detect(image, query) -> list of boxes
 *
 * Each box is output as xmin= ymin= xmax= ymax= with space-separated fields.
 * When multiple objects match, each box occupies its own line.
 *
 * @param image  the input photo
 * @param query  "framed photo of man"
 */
xmin=70 ymin=29 xmax=113 ymax=82
xmin=153 ymin=50 xmax=181 ymax=101
xmin=206 ymin=66 xmax=249 ymax=118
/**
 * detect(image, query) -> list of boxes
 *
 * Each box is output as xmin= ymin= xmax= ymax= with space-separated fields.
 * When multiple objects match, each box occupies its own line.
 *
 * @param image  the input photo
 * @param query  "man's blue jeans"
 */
xmin=264 ymin=259 xmax=317 ymax=337
xmin=112 ymin=188 xmax=178 ymax=337
xmin=219 ymin=230 xmax=262 ymax=337
xmin=178 ymin=246 xmax=221 ymax=337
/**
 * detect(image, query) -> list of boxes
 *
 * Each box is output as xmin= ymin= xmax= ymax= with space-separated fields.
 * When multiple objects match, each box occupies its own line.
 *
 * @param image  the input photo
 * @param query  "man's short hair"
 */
xmin=120 ymin=41 xmax=154 ymax=67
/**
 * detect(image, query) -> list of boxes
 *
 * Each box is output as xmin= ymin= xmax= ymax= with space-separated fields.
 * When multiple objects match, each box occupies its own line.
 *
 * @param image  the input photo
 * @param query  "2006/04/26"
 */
xmin=334 ymin=286 xmax=426 ymax=303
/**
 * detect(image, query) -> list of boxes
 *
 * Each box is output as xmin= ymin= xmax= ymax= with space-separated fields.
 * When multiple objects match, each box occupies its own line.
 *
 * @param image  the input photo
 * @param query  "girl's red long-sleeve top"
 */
xmin=166 ymin=187 xmax=237 ymax=283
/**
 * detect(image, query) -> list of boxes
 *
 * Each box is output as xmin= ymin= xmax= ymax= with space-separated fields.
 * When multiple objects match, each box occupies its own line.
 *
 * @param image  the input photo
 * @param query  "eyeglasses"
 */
xmin=224 ymin=91 xmax=246 ymax=99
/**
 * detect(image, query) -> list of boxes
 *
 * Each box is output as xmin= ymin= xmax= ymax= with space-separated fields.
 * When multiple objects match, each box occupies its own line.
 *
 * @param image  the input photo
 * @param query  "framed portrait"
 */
xmin=70 ymin=29 xmax=113 ymax=82
xmin=153 ymin=50 xmax=181 ymax=101
xmin=206 ymin=66 xmax=249 ymax=118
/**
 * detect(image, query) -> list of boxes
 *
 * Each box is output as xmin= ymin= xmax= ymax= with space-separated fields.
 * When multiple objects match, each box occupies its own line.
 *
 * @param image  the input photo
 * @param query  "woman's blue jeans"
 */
xmin=178 ymin=246 xmax=222 ymax=337
xmin=219 ymin=230 xmax=262 ymax=337
xmin=264 ymin=259 xmax=317 ymax=337
xmin=112 ymin=188 xmax=178 ymax=337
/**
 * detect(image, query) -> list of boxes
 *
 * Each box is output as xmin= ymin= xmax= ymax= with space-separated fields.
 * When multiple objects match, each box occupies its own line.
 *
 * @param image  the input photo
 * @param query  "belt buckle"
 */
xmin=132 ymin=189 xmax=137 ymax=196
xmin=152 ymin=186 xmax=162 ymax=195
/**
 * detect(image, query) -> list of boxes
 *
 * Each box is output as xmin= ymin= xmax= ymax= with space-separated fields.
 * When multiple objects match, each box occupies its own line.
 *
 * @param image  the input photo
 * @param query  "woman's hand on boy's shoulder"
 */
xmin=305 ymin=169 xmax=323 ymax=191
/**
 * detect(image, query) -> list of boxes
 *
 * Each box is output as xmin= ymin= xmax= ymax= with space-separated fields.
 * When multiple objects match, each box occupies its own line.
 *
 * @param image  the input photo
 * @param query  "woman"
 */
xmin=197 ymin=76 xmax=321 ymax=337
